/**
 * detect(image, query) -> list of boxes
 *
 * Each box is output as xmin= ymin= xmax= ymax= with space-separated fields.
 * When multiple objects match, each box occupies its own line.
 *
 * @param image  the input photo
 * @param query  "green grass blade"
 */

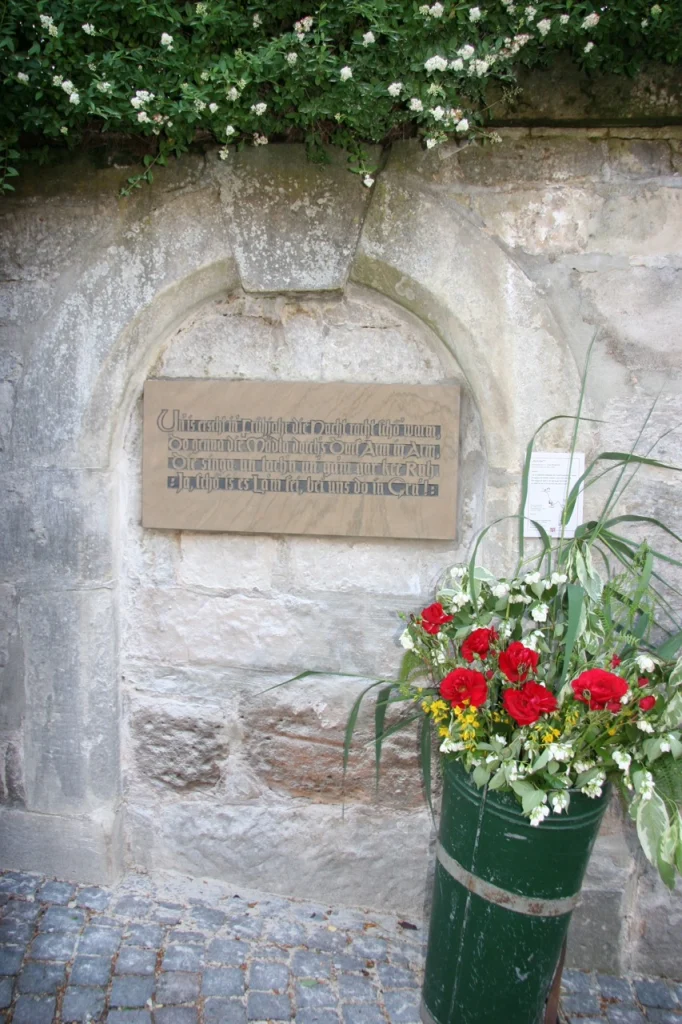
xmin=420 ymin=716 xmax=435 ymax=824
xmin=560 ymin=583 xmax=585 ymax=687
xmin=374 ymin=684 xmax=396 ymax=790
xmin=343 ymin=679 xmax=386 ymax=783
xmin=657 ymin=631 xmax=682 ymax=660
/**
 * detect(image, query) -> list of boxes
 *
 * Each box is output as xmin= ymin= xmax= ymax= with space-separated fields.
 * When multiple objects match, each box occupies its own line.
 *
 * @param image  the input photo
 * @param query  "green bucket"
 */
xmin=421 ymin=760 xmax=610 ymax=1024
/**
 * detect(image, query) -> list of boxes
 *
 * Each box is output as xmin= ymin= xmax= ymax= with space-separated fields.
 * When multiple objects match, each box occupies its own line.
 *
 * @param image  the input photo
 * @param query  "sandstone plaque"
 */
xmin=142 ymin=380 xmax=460 ymax=540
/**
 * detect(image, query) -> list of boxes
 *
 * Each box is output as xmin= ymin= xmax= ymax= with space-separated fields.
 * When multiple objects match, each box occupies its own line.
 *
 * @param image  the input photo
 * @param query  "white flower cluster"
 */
xmin=639 ymin=770 xmax=655 ymax=802
xmin=252 ymin=13 xmax=262 ymax=27
xmin=60 ymin=79 xmax=80 ymax=105
xmin=547 ymin=742 xmax=573 ymax=762
xmin=131 ymin=89 xmax=154 ymax=109
xmin=582 ymin=12 xmax=600 ymax=29
xmin=17 ymin=72 xmax=29 ymax=84
xmin=253 ymin=133 xmax=268 ymax=146
xmin=362 ymin=174 xmax=375 ymax=188
xmin=529 ymin=802 xmax=550 ymax=826
xmin=612 ymin=749 xmax=631 ymax=772
xmin=424 ymin=55 xmax=448 ymax=73
xmin=294 ymin=16 xmax=313 ymax=40
xmin=580 ymin=771 xmax=606 ymax=799
xmin=340 ymin=66 xmax=353 ymax=81
xmin=161 ymin=33 xmax=173 ymax=49
xmin=469 ymin=7 xmax=482 ymax=22
xmin=440 ymin=737 xmax=466 ymax=754
xmin=251 ymin=102 xmax=267 ymax=115
xmin=40 ymin=13 xmax=59 ymax=37
xmin=82 ymin=23 xmax=96 ymax=35
xmin=537 ymin=18 xmax=551 ymax=36
xmin=362 ymin=31 xmax=375 ymax=46
xmin=286 ymin=52 xmax=298 ymax=66
xmin=551 ymin=791 xmax=570 ymax=814
xmin=227 ymin=87 xmax=240 ymax=102
xmin=409 ymin=97 xmax=424 ymax=112
xmin=419 ymin=3 xmax=444 ymax=17
xmin=388 ymin=82 xmax=403 ymax=97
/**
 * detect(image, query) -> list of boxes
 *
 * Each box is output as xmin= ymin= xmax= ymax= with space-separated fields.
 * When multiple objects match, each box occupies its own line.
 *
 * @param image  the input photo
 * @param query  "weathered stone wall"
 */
xmin=1 ymin=121 xmax=681 ymax=976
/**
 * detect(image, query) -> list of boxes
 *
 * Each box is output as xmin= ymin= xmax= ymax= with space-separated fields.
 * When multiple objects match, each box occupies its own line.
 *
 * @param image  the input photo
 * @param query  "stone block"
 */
xmin=61 ymin=985 xmax=107 ymax=1022
xmin=17 ymin=961 xmax=65 ymax=995
xmin=631 ymin=863 xmax=682 ymax=979
xmin=179 ymin=533 xmax=278 ymax=592
xmin=247 ymin=991 xmax=292 ymax=1021
xmin=156 ymin=971 xmax=201 ymax=1005
xmin=109 ymin=975 xmax=155 ymax=1007
xmin=70 ymin=956 xmax=112 ymax=987
xmin=241 ymin=674 xmax=425 ymax=806
xmin=204 ymin=999 xmax=247 ymax=1024
xmin=0 ymin=470 xmax=112 ymax=587
xmin=216 ymin=146 xmax=377 ymax=292
xmin=12 ymin=995 xmax=56 ymax=1024
xmin=130 ymin=701 xmax=229 ymax=791
xmin=202 ymin=968 xmax=245 ymax=998
xmin=116 ymin=945 xmax=157 ymax=975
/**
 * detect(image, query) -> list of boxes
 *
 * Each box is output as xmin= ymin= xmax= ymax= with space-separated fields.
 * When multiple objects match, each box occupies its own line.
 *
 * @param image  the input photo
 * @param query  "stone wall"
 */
xmin=0 ymin=121 xmax=681 ymax=976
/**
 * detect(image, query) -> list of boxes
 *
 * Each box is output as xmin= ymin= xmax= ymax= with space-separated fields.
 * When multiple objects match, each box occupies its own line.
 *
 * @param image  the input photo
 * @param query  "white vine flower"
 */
xmin=440 ymin=738 xmax=466 ymax=753
xmin=551 ymin=791 xmax=570 ymax=814
xmin=637 ymin=720 xmax=654 ymax=733
xmin=17 ymin=72 xmax=29 ymax=83
xmin=96 ymin=81 xmax=112 ymax=93
xmin=253 ymin=133 xmax=268 ymax=146
xmin=61 ymin=80 xmax=75 ymax=95
xmin=525 ymin=6 xmax=537 ymax=20
xmin=161 ymin=32 xmax=173 ymax=48
xmin=430 ymin=3 xmax=445 ymax=17
xmin=340 ymin=66 xmax=353 ymax=81
xmin=225 ymin=124 xmax=236 ymax=136
xmin=252 ymin=13 xmax=262 ymax=27
xmin=399 ymin=629 xmax=414 ymax=650
xmin=227 ymin=87 xmax=239 ymax=101
xmin=431 ymin=105 xmax=445 ymax=121
xmin=471 ymin=60 xmax=489 ymax=76
xmin=219 ymin=146 xmax=230 ymax=160
xmin=531 ymin=604 xmax=548 ymax=623
xmin=584 ymin=41 xmax=595 ymax=52
xmin=458 ymin=44 xmax=475 ymax=59
xmin=450 ymin=58 xmax=464 ymax=71
xmin=363 ymin=175 xmax=375 ymax=188
xmin=636 ymin=654 xmax=656 ymax=673
xmin=660 ymin=739 xmax=671 ymax=753
xmin=137 ymin=111 xmax=150 ymax=123
xmin=424 ymin=55 xmax=448 ymax=72
xmin=469 ymin=7 xmax=482 ymax=22
xmin=39 ymin=14 xmax=53 ymax=28
xmin=547 ymin=742 xmax=573 ymax=762
xmin=388 ymin=82 xmax=403 ymax=97
xmin=492 ymin=583 xmax=510 ymax=599
xmin=639 ymin=770 xmax=655 ymax=801
xmin=455 ymin=118 xmax=469 ymax=132
xmin=425 ymin=138 xmax=438 ymax=149
xmin=362 ymin=31 xmax=375 ymax=46
xmin=550 ymin=572 xmax=567 ymax=585
xmin=612 ymin=749 xmax=631 ymax=772
xmin=251 ymin=102 xmax=267 ymax=115
xmin=82 ymin=23 xmax=95 ymax=35
xmin=537 ymin=18 xmax=551 ymax=35
xmin=529 ymin=803 xmax=550 ymax=826
xmin=582 ymin=12 xmax=600 ymax=28
xmin=207 ymin=102 xmax=217 ymax=113
xmin=409 ymin=97 xmax=424 ymax=112
xmin=59 ymin=126 xmax=68 ymax=134
xmin=559 ymin=14 xmax=569 ymax=24
xmin=286 ymin=52 xmax=298 ymax=65
xmin=581 ymin=772 xmax=606 ymax=798
xmin=69 ymin=92 xmax=80 ymax=105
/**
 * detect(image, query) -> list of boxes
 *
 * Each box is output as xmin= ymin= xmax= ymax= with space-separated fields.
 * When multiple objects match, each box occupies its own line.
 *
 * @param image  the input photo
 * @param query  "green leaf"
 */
xmin=420 ymin=717 xmax=434 ymax=824
xmin=636 ymin=791 xmax=669 ymax=867
xmin=472 ymin=764 xmax=491 ymax=788
xmin=560 ymin=584 xmax=585 ymax=686
xmin=374 ymin=684 xmax=395 ymax=790
xmin=661 ymin=692 xmax=682 ymax=731
xmin=657 ymin=822 xmax=677 ymax=890
xmin=488 ymin=766 xmax=507 ymax=790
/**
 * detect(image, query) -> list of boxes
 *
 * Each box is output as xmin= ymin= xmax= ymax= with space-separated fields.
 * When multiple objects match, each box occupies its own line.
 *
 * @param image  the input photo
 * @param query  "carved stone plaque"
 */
xmin=142 ymin=379 xmax=460 ymax=540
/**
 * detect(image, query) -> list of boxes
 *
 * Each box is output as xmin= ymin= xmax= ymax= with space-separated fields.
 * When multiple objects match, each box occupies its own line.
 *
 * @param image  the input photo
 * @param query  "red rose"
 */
xmin=503 ymin=682 xmax=558 ymax=726
xmin=610 ymin=655 xmax=621 ymax=668
xmin=571 ymin=669 xmax=628 ymax=711
xmin=440 ymin=668 xmax=488 ymax=709
xmin=498 ymin=642 xmax=540 ymax=682
xmin=461 ymin=627 xmax=498 ymax=663
xmin=639 ymin=696 xmax=656 ymax=711
xmin=420 ymin=602 xmax=454 ymax=635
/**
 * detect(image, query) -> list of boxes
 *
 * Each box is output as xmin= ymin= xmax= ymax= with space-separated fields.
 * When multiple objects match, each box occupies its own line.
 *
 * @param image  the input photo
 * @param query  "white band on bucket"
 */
xmin=436 ymin=842 xmax=580 ymax=918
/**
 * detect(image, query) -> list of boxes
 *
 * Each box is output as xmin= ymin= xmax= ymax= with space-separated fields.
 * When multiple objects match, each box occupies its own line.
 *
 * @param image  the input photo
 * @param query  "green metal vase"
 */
xmin=421 ymin=759 xmax=610 ymax=1024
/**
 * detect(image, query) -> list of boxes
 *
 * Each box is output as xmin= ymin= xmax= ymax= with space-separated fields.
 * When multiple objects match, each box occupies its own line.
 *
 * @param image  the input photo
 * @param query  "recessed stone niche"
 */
xmin=120 ymin=284 xmax=486 ymax=910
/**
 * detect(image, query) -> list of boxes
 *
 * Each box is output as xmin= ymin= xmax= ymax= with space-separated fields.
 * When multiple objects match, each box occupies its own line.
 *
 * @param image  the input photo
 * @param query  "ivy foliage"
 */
xmin=1 ymin=0 xmax=681 ymax=192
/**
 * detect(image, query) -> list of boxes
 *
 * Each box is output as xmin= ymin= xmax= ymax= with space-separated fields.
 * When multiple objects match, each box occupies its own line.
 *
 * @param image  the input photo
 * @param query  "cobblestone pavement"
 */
xmin=0 ymin=870 xmax=679 ymax=1023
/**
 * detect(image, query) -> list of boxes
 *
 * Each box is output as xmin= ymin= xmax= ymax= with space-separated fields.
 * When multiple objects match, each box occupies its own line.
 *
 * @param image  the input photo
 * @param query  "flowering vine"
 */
xmin=1 ymin=0 xmax=680 ymax=193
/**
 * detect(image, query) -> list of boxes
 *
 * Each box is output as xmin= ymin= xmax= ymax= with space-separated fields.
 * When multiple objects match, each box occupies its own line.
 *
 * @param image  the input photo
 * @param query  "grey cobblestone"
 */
xmin=61 ymin=985 xmax=107 ymax=1021
xmin=1 ymin=870 xmax=681 ymax=1024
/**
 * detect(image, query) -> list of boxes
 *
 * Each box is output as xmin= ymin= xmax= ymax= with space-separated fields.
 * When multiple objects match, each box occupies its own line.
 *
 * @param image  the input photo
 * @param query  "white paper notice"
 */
xmin=524 ymin=452 xmax=585 ymax=539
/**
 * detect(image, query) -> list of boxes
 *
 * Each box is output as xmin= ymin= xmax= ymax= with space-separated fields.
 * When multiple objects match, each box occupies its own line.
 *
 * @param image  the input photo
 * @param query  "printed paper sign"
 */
xmin=524 ymin=451 xmax=585 ymax=539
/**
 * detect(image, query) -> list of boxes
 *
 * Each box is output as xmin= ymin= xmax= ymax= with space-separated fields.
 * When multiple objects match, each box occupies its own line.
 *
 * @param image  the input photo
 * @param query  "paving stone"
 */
xmin=247 ymin=991 xmax=292 ymax=1020
xmin=308 ymin=928 xmax=351 ymax=954
xmin=162 ymin=944 xmax=204 ymax=972
xmin=202 ymin=968 xmax=245 ymax=998
xmin=168 ymin=931 xmax=205 ymax=947
xmin=598 ymin=975 xmax=636 ymax=1003
xmin=264 ymin=918 xmax=308 ymax=946
xmin=70 ymin=955 xmax=113 ymax=986
xmin=339 ymin=974 xmax=378 ymax=1002
xmin=342 ymin=1006 xmax=387 ymax=1024
xmin=228 ymin=915 xmax=263 ymax=940
xmin=292 ymin=951 xmax=332 ymax=980
xmin=566 ymin=1019 xmax=604 ymax=1024
xmin=13 ymin=994 xmax=56 ymax=1024
xmin=376 ymin=965 xmax=419 ymax=990
xmin=125 ymin=924 xmax=164 ymax=947
xmin=113 ymin=897 xmax=154 ymax=918
xmin=605 ymin=1008 xmax=647 ymax=1024
xmin=250 ymin=960 xmax=289 ymax=991
xmin=646 ymin=1012 xmax=682 ymax=1024
xmin=76 ymin=887 xmax=111 ymax=912
xmin=156 ymin=971 xmax=201 ymax=1005
xmin=116 ymin=945 xmax=158 ymax=975
xmin=0 ymin=873 xmax=40 ymax=898
xmin=189 ymin=906 xmax=227 ymax=930
xmin=296 ymin=981 xmax=337 ymax=1009
xmin=37 ymin=881 xmax=77 ymax=905
xmin=28 ymin=933 xmax=77 ymax=962
xmin=110 ymin=974 xmax=155 ymax=1007
xmin=207 ymin=938 xmax=249 ymax=966
xmin=0 ymin=978 xmax=11 ymax=1009
xmin=61 ymin=985 xmax=107 ymax=1022
xmin=633 ymin=979 xmax=678 ymax=1008
xmin=0 ymin=945 xmax=24 ymax=974
xmin=562 ymin=993 xmax=602 ymax=1016
xmin=1 ymin=901 xmax=41 ymax=923
xmin=348 ymin=937 xmax=388 ymax=962
xmin=40 ymin=905 xmax=87 ymax=932
xmin=17 ymin=960 xmax=66 ymax=994
xmin=79 ymin=926 xmax=122 ymax=956
xmin=154 ymin=1009 xmax=199 ymax=1024
xmin=153 ymin=903 xmax=185 ymax=926
xmin=562 ymin=969 xmax=600 ymax=995
xmin=247 ymin=945 xmax=283 ymax=962
xmin=333 ymin=955 xmax=369 ymax=973
xmin=383 ymin=990 xmax=421 ymax=1024
xmin=106 ymin=1012 xmax=152 ymax=1024
xmin=0 ymin=919 xmax=32 ymax=943
xmin=296 ymin=1013 xmax=341 ymax=1024
xmin=204 ymin=999 xmax=248 ymax=1024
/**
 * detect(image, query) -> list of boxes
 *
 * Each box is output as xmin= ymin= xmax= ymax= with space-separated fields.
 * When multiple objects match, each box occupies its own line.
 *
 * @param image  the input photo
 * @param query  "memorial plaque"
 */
xmin=142 ymin=379 xmax=460 ymax=540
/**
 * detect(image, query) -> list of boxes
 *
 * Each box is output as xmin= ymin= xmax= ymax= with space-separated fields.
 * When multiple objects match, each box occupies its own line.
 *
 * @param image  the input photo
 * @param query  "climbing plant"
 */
xmin=1 ymin=0 xmax=680 ymax=193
